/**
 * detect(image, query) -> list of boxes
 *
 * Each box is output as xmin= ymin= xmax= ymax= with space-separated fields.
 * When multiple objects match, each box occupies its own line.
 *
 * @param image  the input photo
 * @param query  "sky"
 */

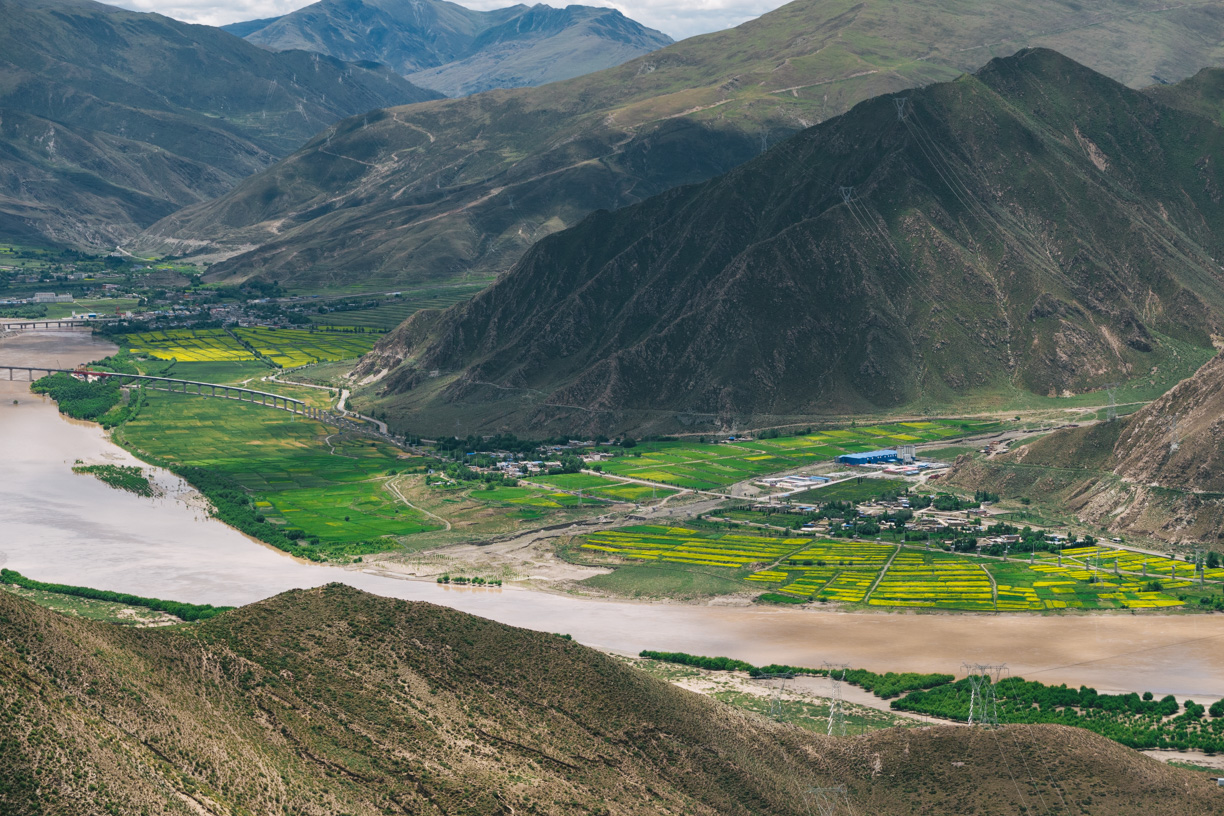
xmin=112 ymin=0 xmax=791 ymax=41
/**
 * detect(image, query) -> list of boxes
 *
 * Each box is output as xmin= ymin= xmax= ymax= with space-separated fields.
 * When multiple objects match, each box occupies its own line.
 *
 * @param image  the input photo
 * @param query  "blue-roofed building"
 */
xmin=837 ymin=449 xmax=899 ymax=465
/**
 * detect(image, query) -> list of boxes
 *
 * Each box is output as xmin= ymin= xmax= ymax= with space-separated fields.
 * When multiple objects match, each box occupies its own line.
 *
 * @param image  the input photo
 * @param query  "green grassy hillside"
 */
xmin=1 ymin=584 xmax=1219 ymax=814
xmin=142 ymin=0 xmax=1224 ymax=291
xmin=351 ymin=50 xmax=1224 ymax=436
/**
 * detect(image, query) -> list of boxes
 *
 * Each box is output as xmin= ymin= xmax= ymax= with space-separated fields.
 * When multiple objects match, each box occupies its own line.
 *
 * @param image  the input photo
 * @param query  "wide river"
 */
xmin=3 ymin=331 xmax=1223 ymax=699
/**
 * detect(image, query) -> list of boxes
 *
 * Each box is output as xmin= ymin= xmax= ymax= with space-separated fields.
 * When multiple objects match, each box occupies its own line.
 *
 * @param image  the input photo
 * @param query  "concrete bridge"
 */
xmin=0 ymin=319 xmax=97 ymax=332
xmin=2 ymin=365 xmax=341 ymax=422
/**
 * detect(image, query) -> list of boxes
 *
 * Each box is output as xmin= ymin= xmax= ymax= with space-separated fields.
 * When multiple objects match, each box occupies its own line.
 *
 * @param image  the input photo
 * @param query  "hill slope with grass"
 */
xmin=226 ymin=0 xmax=673 ymax=97
xmin=1 ymin=583 xmax=1219 ymax=815
xmin=951 ymin=350 xmax=1224 ymax=547
xmin=139 ymin=0 xmax=1224 ymax=290
xmin=0 ymin=0 xmax=439 ymax=249
xmin=349 ymin=50 xmax=1224 ymax=436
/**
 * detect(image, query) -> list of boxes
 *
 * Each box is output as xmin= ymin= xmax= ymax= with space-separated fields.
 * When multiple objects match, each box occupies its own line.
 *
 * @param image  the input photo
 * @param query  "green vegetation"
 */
xmin=0 ymin=569 xmax=230 ymax=622
xmin=637 ymin=651 xmax=953 ymax=699
xmin=307 ymin=286 xmax=488 ymax=328
xmin=896 ymin=677 xmax=1224 ymax=753
xmin=71 ymin=463 xmax=155 ymax=497
xmin=0 ymin=584 xmax=178 ymax=625
xmin=792 ymin=477 xmax=910 ymax=504
xmin=581 ymin=563 xmax=746 ymax=600
xmin=31 ymin=373 xmax=143 ymax=428
xmin=120 ymin=392 xmax=435 ymax=559
xmin=530 ymin=471 xmax=678 ymax=502
xmin=597 ymin=421 xmax=999 ymax=490
xmin=118 ymin=327 xmax=379 ymax=368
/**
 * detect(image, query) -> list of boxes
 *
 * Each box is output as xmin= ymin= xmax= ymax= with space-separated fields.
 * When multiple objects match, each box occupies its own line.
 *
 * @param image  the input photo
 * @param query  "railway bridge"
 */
xmin=2 ymin=365 xmax=345 ymax=424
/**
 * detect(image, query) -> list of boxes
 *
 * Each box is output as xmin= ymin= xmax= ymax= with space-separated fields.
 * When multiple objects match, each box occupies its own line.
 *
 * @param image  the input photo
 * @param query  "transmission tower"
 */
xmin=839 ymin=186 xmax=856 ymax=205
xmin=963 ymin=663 xmax=1007 ymax=727
xmin=807 ymin=785 xmax=855 ymax=816
xmin=823 ymin=662 xmax=849 ymax=736
xmin=755 ymin=671 xmax=795 ymax=721
xmin=1105 ymin=382 xmax=1119 ymax=422
xmin=894 ymin=96 xmax=909 ymax=122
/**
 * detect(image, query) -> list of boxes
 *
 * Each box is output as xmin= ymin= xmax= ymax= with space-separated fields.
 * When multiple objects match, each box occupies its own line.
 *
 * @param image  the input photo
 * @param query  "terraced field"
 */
xmin=580 ymin=527 xmax=1197 ymax=611
xmin=119 ymin=327 xmax=379 ymax=368
xmin=232 ymin=328 xmax=379 ymax=367
xmin=124 ymin=329 xmax=256 ymax=362
xmin=598 ymin=420 xmax=1000 ymax=490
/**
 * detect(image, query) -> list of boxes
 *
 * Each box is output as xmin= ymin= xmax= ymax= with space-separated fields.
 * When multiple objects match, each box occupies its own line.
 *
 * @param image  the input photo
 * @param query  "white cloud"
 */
xmin=111 ymin=0 xmax=789 ymax=40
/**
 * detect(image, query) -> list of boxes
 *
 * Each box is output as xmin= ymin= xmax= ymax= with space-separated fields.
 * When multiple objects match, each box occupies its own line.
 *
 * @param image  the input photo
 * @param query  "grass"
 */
xmin=791 ymin=477 xmax=910 ymax=503
xmin=0 ymin=584 xmax=176 ymax=626
xmin=581 ymin=563 xmax=746 ymax=599
xmin=119 ymin=391 xmax=436 ymax=555
xmin=599 ymin=420 xmax=1000 ymax=491
xmin=307 ymin=285 xmax=487 ymax=329
xmin=530 ymin=472 xmax=679 ymax=503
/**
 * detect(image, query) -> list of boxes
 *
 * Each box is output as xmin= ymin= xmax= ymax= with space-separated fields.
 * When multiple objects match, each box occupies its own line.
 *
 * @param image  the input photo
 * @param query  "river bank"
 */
xmin=3 ymin=331 xmax=1224 ymax=705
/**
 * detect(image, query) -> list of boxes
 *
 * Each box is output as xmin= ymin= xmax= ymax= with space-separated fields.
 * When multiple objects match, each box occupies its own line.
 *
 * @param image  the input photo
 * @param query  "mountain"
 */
xmin=0 ymin=0 xmax=440 ymax=249
xmin=140 ymin=0 xmax=1224 ymax=291
xmin=1 ymin=583 xmax=1218 ymax=815
xmin=950 ymin=351 xmax=1224 ymax=548
xmin=225 ymin=0 xmax=674 ymax=98
xmin=345 ymin=50 xmax=1224 ymax=436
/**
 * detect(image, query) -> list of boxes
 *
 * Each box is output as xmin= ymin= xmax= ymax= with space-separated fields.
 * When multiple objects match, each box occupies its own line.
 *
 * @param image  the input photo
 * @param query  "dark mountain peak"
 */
xmin=350 ymin=52 xmax=1224 ymax=436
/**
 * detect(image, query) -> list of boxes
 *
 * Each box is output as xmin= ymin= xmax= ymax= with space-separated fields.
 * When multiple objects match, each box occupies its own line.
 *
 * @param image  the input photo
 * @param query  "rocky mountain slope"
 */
xmin=348 ymin=50 xmax=1224 ymax=436
xmin=0 ymin=0 xmax=440 ymax=249
xmin=140 ymin=0 xmax=1224 ymax=290
xmin=226 ymin=0 xmax=673 ymax=98
xmin=950 ymin=350 xmax=1224 ymax=548
xmin=1 ymin=583 xmax=1218 ymax=815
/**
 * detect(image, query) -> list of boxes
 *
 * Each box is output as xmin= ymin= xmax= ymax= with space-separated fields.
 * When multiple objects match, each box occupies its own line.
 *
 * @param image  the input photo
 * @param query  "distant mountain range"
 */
xmin=1 ymin=583 xmax=1217 ymax=815
xmin=141 ymin=0 xmax=1224 ymax=291
xmin=0 ymin=0 xmax=440 ymax=249
xmin=224 ymin=0 xmax=673 ymax=97
xmin=349 ymin=50 xmax=1224 ymax=436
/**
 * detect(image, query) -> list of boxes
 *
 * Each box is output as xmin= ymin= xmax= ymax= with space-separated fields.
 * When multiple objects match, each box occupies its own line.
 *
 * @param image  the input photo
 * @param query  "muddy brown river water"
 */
xmin=3 ymin=332 xmax=1223 ymax=700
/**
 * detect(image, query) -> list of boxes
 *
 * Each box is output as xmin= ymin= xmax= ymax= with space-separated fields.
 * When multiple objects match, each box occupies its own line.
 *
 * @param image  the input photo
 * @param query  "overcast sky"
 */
xmin=113 ymin=0 xmax=790 ymax=41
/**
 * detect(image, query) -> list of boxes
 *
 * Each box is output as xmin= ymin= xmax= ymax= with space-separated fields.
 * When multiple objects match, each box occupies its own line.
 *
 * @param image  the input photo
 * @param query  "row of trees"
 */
xmin=1 ymin=568 xmax=231 ymax=622
xmin=894 ymin=677 xmax=1224 ymax=752
xmin=638 ymin=651 xmax=954 ymax=699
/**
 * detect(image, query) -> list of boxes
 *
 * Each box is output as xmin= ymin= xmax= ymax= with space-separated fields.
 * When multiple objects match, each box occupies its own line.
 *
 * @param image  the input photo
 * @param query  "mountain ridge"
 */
xmin=225 ymin=0 xmax=673 ymax=97
xmin=0 ymin=0 xmax=440 ymax=248
xmin=348 ymin=49 xmax=1224 ymax=436
xmin=1 ymin=582 xmax=1218 ymax=814
xmin=140 ymin=0 xmax=1224 ymax=290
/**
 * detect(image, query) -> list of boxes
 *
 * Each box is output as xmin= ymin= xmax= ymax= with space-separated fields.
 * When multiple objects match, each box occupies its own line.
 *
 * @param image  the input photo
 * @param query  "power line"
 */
xmin=822 ymin=662 xmax=849 ymax=736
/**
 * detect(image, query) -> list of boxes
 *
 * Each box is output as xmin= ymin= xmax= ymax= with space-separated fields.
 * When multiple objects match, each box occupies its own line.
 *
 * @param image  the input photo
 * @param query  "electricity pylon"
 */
xmin=963 ymin=663 xmax=1007 ymax=727
xmin=823 ymin=662 xmax=849 ymax=736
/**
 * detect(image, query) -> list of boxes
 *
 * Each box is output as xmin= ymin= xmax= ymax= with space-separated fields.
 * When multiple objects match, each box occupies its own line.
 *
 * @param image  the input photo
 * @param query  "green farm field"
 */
xmin=599 ymin=420 xmax=1001 ymax=491
xmin=578 ymin=526 xmax=1211 ymax=611
xmin=308 ymin=285 xmax=487 ymax=329
xmin=529 ymin=472 xmax=679 ymax=503
xmin=118 ymin=327 xmax=379 ymax=368
xmin=117 ymin=386 xmax=617 ymax=554
xmin=120 ymin=391 xmax=436 ymax=553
